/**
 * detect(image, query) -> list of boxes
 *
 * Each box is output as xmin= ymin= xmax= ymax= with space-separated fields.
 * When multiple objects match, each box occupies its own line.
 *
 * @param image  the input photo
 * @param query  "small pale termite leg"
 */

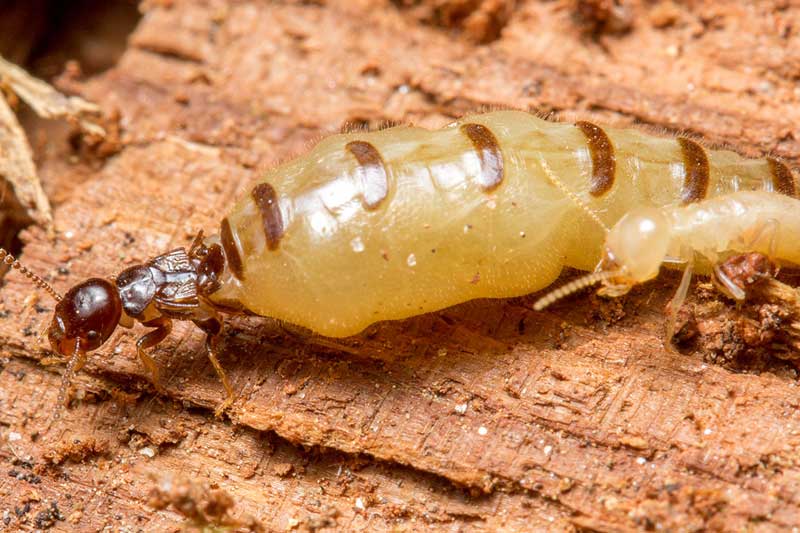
xmin=747 ymin=218 xmax=779 ymax=265
xmin=711 ymin=219 xmax=782 ymax=302
xmin=53 ymin=339 xmax=85 ymax=420
xmin=193 ymin=313 xmax=234 ymax=416
xmin=712 ymin=263 xmax=746 ymax=302
xmin=136 ymin=317 xmax=172 ymax=394
xmin=664 ymin=260 xmax=694 ymax=344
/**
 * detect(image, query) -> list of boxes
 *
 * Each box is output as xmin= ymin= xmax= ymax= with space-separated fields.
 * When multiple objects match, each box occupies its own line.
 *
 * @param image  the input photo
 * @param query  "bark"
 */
xmin=2 ymin=1 xmax=800 ymax=531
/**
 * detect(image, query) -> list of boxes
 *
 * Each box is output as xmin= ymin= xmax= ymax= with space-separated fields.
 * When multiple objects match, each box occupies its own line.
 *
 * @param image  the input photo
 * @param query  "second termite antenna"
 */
xmin=0 ymin=247 xmax=62 ymax=302
xmin=536 ymin=154 xmax=610 ymax=233
xmin=533 ymin=270 xmax=619 ymax=311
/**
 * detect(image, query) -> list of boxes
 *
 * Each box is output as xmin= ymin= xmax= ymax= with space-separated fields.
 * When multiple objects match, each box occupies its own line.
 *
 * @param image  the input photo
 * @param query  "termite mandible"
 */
xmin=1 ymin=110 xmax=797 ymax=416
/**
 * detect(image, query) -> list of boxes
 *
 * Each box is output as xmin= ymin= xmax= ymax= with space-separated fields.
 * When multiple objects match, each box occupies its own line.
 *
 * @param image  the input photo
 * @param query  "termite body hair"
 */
xmin=2 ymin=109 xmax=799 ymax=416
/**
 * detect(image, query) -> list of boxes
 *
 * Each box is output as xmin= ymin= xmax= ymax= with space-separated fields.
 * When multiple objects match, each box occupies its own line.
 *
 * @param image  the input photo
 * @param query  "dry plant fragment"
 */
xmin=0 ymin=86 xmax=53 ymax=234
xmin=0 ymin=55 xmax=104 ymax=136
xmin=0 ymin=54 xmax=105 ymax=238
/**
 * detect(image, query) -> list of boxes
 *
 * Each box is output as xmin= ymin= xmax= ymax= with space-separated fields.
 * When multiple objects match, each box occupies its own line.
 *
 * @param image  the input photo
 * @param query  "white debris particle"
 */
xmin=454 ymin=403 xmax=468 ymax=415
xmin=543 ymin=445 xmax=553 ymax=456
xmin=355 ymin=497 xmax=366 ymax=511
xmin=139 ymin=447 xmax=156 ymax=458
xmin=603 ymin=496 xmax=619 ymax=511
xmin=636 ymin=456 xmax=647 ymax=465
xmin=8 ymin=432 xmax=21 ymax=442
xmin=350 ymin=237 xmax=365 ymax=253
xmin=478 ymin=426 xmax=488 ymax=436
xmin=406 ymin=253 xmax=417 ymax=267
xmin=703 ymin=428 xmax=713 ymax=435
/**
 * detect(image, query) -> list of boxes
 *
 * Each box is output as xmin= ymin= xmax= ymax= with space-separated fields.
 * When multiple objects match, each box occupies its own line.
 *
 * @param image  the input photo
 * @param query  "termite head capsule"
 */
xmin=48 ymin=278 xmax=122 ymax=356
xmin=600 ymin=207 xmax=671 ymax=295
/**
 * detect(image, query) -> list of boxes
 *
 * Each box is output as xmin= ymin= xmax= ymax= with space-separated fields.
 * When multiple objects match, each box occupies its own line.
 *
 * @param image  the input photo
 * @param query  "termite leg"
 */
xmin=136 ymin=317 xmax=172 ymax=393
xmin=712 ymin=264 xmax=746 ymax=301
xmin=743 ymin=218 xmax=779 ymax=258
xmin=193 ymin=314 xmax=234 ymax=415
xmin=664 ymin=260 xmax=694 ymax=344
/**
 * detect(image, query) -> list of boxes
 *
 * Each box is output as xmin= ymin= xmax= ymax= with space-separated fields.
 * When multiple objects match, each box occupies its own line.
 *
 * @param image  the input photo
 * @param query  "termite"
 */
xmin=532 ymin=189 xmax=792 ymax=338
xmin=0 ymin=110 xmax=796 ymax=414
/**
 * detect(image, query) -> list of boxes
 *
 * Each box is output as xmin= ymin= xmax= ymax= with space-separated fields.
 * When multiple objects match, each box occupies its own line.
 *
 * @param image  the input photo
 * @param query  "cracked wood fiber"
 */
xmin=2 ymin=1 xmax=800 ymax=531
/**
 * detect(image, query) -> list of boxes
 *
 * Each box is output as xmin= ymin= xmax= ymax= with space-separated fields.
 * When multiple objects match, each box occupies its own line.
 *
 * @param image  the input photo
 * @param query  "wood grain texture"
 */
xmin=2 ymin=1 xmax=800 ymax=530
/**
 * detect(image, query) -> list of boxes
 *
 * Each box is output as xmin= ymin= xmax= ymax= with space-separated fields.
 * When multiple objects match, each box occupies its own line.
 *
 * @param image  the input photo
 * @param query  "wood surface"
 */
xmin=2 ymin=1 xmax=800 ymax=531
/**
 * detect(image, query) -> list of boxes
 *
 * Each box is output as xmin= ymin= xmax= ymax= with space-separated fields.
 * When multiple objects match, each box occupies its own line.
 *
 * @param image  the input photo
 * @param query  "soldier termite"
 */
xmin=0 ymin=109 xmax=797 ymax=415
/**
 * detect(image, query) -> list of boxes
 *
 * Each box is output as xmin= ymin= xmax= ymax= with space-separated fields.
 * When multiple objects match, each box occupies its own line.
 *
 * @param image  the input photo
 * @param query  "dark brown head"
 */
xmin=48 ymin=278 xmax=122 ymax=356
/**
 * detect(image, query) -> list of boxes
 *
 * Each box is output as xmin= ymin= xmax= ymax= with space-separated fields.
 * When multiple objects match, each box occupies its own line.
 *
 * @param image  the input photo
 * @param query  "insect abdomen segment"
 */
xmin=211 ymin=111 xmax=795 ymax=337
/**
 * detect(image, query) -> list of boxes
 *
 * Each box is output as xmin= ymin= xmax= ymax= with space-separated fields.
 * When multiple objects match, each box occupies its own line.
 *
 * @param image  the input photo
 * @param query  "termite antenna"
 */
xmin=536 ymin=154 xmax=610 ymax=233
xmin=53 ymin=339 xmax=83 ymax=421
xmin=0 ymin=247 xmax=62 ymax=302
xmin=533 ymin=270 xmax=619 ymax=311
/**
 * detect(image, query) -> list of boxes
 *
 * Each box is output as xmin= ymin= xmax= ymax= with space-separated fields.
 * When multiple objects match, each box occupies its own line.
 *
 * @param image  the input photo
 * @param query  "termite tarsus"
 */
xmin=1 ymin=110 xmax=797 ymax=416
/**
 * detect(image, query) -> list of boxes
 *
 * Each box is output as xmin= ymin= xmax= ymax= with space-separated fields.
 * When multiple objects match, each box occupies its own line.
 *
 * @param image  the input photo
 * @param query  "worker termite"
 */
xmin=0 ymin=109 xmax=797 ymax=415
xmin=532 ymin=190 xmax=793 ymax=337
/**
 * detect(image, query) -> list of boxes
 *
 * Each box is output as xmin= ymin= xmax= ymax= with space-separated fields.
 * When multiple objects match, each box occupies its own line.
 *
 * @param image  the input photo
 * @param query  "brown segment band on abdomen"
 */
xmin=220 ymin=218 xmax=244 ymax=280
xmin=345 ymin=140 xmax=389 ymax=210
xmin=251 ymin=182 xmax=285 ymax=250
xmin=767 ymin=157 xmax=796 ymax=197
xmin=460 ymin=123 xmax=504 ymax=192
xmin=677 ymin=137 xmax=710 ymax=204
xmin=575 ymin=121 xmax=616 ymax=196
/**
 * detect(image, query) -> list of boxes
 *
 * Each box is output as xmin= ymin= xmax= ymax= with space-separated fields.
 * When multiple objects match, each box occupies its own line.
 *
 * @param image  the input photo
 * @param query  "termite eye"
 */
xmin=48 ymin=278 xmax=123 ymax=355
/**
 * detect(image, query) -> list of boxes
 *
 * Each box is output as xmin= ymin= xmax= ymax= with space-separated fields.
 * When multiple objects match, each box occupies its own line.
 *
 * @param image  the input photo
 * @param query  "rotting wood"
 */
xmin=2 ymin=1 xmax=800 ymax=531
xmin=674 ymin=254 xmax=800 ymax=372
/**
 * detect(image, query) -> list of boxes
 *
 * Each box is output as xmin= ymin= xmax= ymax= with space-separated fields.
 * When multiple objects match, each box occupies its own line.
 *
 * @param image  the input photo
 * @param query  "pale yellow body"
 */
xmin=668 ymin=191 xmax=800 ymax=267
xmin=211 ymin=111 xmax=790 ymax=337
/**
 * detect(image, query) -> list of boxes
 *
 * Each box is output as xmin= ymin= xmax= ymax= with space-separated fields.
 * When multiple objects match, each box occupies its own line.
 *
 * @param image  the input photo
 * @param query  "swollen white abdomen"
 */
xmin=209 ymin=111 xmax=795 ymax=337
